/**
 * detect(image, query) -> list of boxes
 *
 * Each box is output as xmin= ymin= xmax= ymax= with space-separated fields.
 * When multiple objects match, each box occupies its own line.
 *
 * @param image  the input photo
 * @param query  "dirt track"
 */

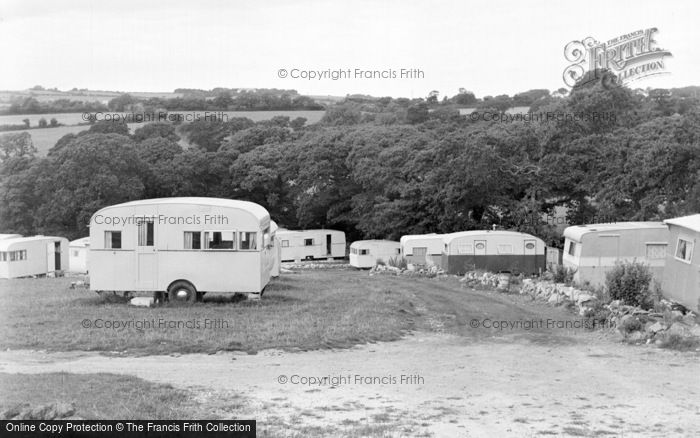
xmin=1 ymin=331 xmax=698 ymax=437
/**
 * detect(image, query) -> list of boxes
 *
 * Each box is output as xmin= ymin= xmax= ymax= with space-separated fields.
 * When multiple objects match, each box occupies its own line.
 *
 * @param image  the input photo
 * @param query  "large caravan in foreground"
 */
xmin=562 ymin=222 xmax=668 ymax=288
xmin=442 ymin=230 xmax=546 ymax=275
xmin=0 ymin=236 xmax=69 ymax=279
xmin=89 ymin=197 xmax=276 ymax=301
xmin=349 ymin=240 xmax=401 ymax=268
xmin=276 ymin=229 xmax=346 ymax=262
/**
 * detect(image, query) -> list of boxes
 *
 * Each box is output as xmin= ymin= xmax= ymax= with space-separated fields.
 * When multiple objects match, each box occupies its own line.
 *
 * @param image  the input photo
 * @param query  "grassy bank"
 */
xmin=0 ymin=372 xmax=199 ymax=419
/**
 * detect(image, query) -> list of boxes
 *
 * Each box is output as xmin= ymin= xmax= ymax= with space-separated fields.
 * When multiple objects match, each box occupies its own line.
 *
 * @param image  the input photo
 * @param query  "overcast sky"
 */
xmin=0 ymin=0 xmax=697 ymax=98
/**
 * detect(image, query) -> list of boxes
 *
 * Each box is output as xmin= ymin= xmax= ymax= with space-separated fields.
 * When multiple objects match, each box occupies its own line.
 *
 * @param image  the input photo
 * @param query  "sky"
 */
xmin=0 ymin=0 xmax=698 ymax=99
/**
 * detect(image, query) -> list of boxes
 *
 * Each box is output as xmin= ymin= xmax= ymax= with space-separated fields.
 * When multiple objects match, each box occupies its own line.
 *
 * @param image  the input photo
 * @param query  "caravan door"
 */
xmin=46 ymin=242 xmax=55 ymax=272
xmin=136 ymin=218 xmax=157 ymax=289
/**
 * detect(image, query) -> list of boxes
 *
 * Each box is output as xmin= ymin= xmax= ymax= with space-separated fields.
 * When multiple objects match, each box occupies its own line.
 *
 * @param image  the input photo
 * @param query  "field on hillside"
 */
xmin=0 ymin=110 xmax=326 ymax=127
xmin=1 ymin=110 xmax=326 ymax=155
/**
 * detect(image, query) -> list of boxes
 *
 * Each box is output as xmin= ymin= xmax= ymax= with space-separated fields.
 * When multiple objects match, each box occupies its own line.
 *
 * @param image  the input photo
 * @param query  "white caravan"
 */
xmin=69 ymin=237 xmax=90 ymax=273
xmin=349 ymin=240 xmax=401 ymax=268
xmin=89 ymin=197 xmax=276 ymax=301
xmin=400 ymin=233 xmax=445 ymax=267
xmin=276 ymin=229 xmax=346 ymax=262
xmin=0 ymin=236 xmax=69 ymax=279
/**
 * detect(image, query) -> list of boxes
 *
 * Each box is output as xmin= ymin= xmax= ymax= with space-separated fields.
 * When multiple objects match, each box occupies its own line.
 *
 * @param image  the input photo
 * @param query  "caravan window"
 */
xmin=675 ymin=238 xmax=693 ymax=263
xmin=567 ymin=241 xmax=577 ymax=256
xmin=360 ymin=249 xmax=369 ymax=255
xmin=413 ymin=247 xmax=427 ymax=257
xmin=239 ymin=232 xmax=258 ymax=250
xmin=137 ymin=219 xmax=154 ymax=246
xmin=497 ymin=244 xmax=514 ymax=254
xmin=184 ymin=232 xmax=202 ymax=249
xmin=304 ymin=238 xmax=314 ymax=246
xmin=204 ymin=231 xmax=235 ymax=250
xmin=105 ymin=231 xmax=122 ymax=249
xmin=281 ymin=240 xmax=289 ymax=247
xmin=457 ymin=244 xmax=473 ymax=254
xmin=19 ymin=250 xmax=26 ymax=260
xmin=0 ymin=252 xmax=5 ymax=262
xmin=645 ymin=243 xmax=666 ymax=260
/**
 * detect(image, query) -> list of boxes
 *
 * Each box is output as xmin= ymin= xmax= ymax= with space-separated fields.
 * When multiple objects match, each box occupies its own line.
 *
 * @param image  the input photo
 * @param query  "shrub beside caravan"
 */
xmin=89 ymin=197 xmax=277 ymax=301
xmin=562 ymin=222 xmax=669 ymax=288
xmin=0 ymin=236 xmax=69 ymax=279
xmin=276 ymin=229 xmax=346 ymax=262
xmin=441 ymin=230 xmax=546 ymax=275
xmin=661 ymin=214 xmax=700 ymax=311
xmin=69 ymin=237 xmax=90 ymax=273
xmin=400 ymin=233 xmax=445 ymax=267
xmin=349 ymin=240 xmax=401 ymax=268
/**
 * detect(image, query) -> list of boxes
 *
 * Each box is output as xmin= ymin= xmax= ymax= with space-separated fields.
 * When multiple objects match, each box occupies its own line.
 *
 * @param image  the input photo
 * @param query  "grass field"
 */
xmin=0 ymin=110 xmax=326 ymax=128
xmin=0 ymin=270 xmax=582 ymax=355
xmin=0 ymin=372 xmax=202 ymax=420
xmin=2 ymin=110 xmax=326 ymax=156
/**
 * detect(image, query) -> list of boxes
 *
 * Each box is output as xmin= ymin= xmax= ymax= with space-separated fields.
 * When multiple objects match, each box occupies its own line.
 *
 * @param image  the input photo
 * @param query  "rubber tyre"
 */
xmin=168 ymin=281 xmax=197 ymax=303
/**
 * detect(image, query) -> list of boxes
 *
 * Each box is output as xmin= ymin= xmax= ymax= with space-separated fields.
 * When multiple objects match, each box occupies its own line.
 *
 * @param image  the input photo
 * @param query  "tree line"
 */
xmin=1 ymin=74 xmax=699 ymax=245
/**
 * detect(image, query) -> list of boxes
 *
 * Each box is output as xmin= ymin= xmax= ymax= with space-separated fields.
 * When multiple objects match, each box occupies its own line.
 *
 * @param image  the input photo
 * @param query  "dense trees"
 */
xmin=1 ymin=80 xmax=699 ymax=244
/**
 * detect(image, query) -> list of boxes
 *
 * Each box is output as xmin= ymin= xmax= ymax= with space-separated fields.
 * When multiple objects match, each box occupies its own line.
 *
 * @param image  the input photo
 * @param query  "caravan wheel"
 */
xmin=168 ymin=281 xmax=197 ymax=303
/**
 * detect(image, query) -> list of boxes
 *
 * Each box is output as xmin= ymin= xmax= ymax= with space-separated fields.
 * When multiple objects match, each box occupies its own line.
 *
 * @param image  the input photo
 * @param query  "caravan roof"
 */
xmin=69 ymin=237 xmax=90 ymax=247
xmin=442 ymin=230 xmax=540 ymax=245
xmin=0 ymin=235 xmax=65 ymax=251
xmin=663 ymin=214 xmax=700 ymax=233
xmin=98 ymin=197 xmax=270 ymax=222
xmin=564 ymin=222 xmax=667 ymax=242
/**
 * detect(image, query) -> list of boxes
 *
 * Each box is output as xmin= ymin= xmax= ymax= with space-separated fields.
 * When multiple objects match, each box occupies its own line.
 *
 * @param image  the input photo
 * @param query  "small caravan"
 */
xmin=661 ymin=214 xmax=700 ymax=311
xmin=349 ymin=240 xmax=401 ymax=268
xmin=441 ymin=230 xmax=546 ymax=275
xmin=69 ymin=237 xmax=90 ymax=273
xmin=0 ymin=236 xmax=69 ymax=279
xmin=562 ymin=222 xmax=669 ymax=288
xmin=400 ymin=233 xmax=445 ymax=267
xmin=89 ymin=197 xmax=277 ymax=301
xmin=276 ymin=229 xmax=346 ymax=262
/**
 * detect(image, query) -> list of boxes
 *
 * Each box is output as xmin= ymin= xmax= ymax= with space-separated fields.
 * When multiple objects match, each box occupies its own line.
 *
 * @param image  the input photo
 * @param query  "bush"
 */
xmin=659 ymin=333 xmax=700 ymax=351
xmin=605 ymin=260 xmax=654 ymax=309
xmin=582 ymin=301 xmax=611 ymax=330
xmin=552 ymin=265 xmax=575 ymax=284
xmin=387 ymin=256 xmax=407 ymax=270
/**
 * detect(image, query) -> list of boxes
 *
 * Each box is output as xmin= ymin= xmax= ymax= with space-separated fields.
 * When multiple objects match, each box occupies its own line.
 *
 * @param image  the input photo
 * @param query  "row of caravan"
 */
xmin=1 ymin=197 xmax=698 ymax=310
xmin=350 ymin=231 xmax=547 ymax=275
xmin=353 ymin=215 xmax=700 ymax=311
